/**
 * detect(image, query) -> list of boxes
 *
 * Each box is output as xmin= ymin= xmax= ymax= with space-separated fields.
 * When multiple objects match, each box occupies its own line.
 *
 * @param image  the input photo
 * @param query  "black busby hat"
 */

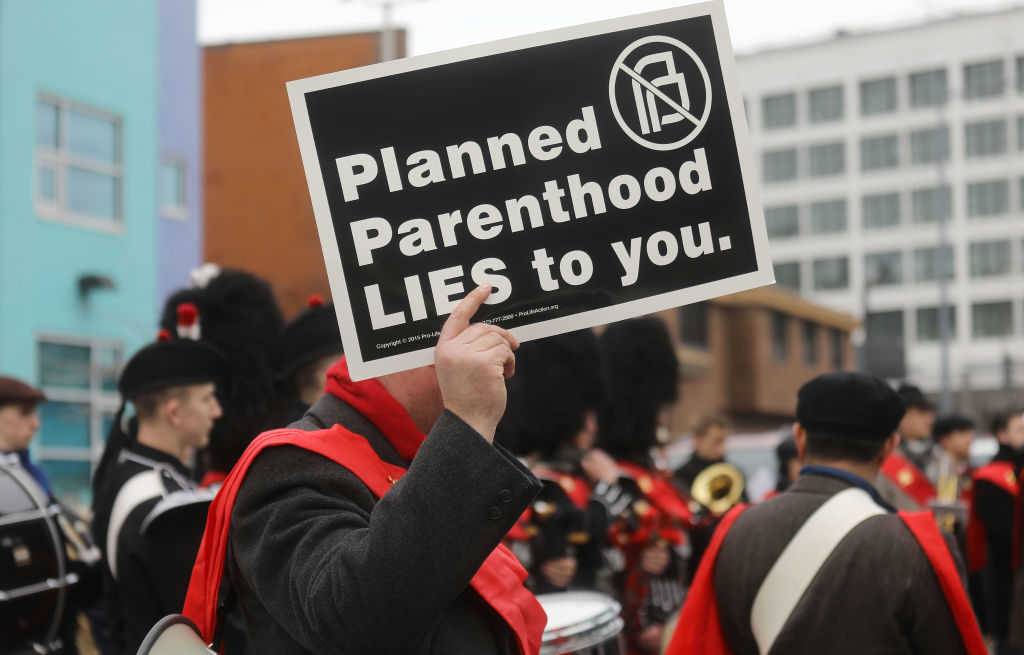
xmin=276 ymin=295 xmax=343 ymax=381
xmin=597 ymin=316 xmax=679 ymax=461
xmin=797 ymin=372 xmax=906 ymax=441
xmin=496 ymin=329 xmax=603 ymax=458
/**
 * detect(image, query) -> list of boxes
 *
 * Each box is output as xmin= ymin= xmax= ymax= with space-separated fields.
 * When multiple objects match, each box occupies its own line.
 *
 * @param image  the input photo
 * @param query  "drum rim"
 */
xmin=538 ymin=591 xmax=623 ymax=641
xmin=539 ymin=617 xmax=624 ymax=654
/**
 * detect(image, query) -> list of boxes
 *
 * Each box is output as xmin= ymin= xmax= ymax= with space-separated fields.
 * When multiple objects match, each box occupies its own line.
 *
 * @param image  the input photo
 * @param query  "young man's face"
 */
xmin=940 ymin=429 xmax=973 ymax=461
xmin=171 ymin=383 xmax=222 ymax=449
xmin=0 ymin=403 xmax=41 ymax=451
xmin=695 ymin=425 xmax=729 ymax=461
xmin=1006 ymin=414 xmax=1024 ymax=450
xmin=899 ymin=407 xmax=935 ymax=441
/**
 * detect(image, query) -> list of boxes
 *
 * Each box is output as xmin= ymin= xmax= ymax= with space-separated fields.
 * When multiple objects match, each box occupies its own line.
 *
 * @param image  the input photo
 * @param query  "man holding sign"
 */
xmin=182 ymin=285 xmax=546 ymax=654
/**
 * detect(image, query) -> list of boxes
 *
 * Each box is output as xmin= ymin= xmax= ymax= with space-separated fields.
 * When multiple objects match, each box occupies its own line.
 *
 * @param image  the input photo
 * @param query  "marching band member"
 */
xmin=275 ymin=294 xmax=343 ymax=425
xmin=877 ymin=383 xmax=939 ymax=511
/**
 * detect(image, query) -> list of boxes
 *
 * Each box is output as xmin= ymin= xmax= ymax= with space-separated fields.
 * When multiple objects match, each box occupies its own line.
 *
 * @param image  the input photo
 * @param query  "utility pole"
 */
xmin=935 ymin=89 xmax=952 ymax=413
xmin=348 ymin=0 xmax=427 ymax=62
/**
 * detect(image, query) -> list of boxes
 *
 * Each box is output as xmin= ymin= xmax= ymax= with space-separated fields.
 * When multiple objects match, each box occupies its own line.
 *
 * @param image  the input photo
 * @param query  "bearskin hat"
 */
xmin=597 ymin=316 xmax=679 ymax=461
xmin=159 ymin=267 xmax=286 ymax=473
xmin=496 ymin=329 xmax=603 ymax=458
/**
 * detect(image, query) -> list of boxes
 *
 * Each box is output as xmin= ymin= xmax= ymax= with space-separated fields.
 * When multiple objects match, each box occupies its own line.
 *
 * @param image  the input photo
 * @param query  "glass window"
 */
xmin=762 ymin=148 xmax=797 ymax=183
xmin=803 ymin=321 xmax=818 ymax=366
xmin=808 ymin=142 xmax=845 ymax=177
xmin=860 ymin=134 xmax=899 ymax=171
xmin=831 ymin=330 xmax=845 ymax=370
xmin=972 ymin=301 xmax=1014 ymax=338
xmin=161 ymin=160 xmax=187 ymax=215
xmin=772 ymin=312 xmax=788 ymax=362
xmin=812 ymin=257 xmax=849 ymax=290
xmin=679 ymin=302 xmax=709 ymax=350
xmin=39 ymin=342 xmax=91 ymax=389
xmin=866 ymin=310 xmax=904 ymax=343
xmin=865 ymin=251 xmax=903 ymax=286
xmin=860 ymin=77 xmax=897 ymax=115
xmin=862 ymin=192 xmax=900 ymax=229
xmin=762 ymin=93 xmax=797 ymax=130
xmin=913 ymin=245 xmax=955 ymax=282
xmin=774 ymin=262 xmax=800 ymax=291
xmin=37 ymin=402 xmax=91 ymax=449
xmin=969 ymin=240 xmax=1012 ymax=278
xmin=909 ymin=69 xmax=948 ymax=107
xmin=916 ymin=306 xmax=957 ymax=342
xmin=810 ymin=199 xmax=847 ymax=234
xmin=766 ymin=205 xmax=799 ymax=239
xmin=809 ymin=85 xmax=843 ymax=123
xmin=35 ymin=96 xmax=122 ymax=225
xmin=910 ymin=125 xmax=950 ymax=164
xmin=965 ymin=60 xmax=1005 ymax=100
xmin=911 ymin=185 xmax=952 ymax=223
xmin=967 ymin=179 xmax=1009 ymax=218
xmin=965 ymin=119 xmax=1007 ymax=158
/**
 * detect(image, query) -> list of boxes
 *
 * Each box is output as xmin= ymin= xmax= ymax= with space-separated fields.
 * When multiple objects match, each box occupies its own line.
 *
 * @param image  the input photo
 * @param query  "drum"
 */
xmin=0 ymin=463 xmax=78 ymax=654
xmin=537 ymin=591 xmax=624 ymax=655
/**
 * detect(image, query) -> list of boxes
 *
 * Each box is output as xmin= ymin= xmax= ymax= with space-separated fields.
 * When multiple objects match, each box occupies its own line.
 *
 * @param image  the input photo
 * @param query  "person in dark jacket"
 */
xmin=181 ymin=285 xmax=546 ymax=655
xmin=275 ymin=294 xmax=343 ymax=425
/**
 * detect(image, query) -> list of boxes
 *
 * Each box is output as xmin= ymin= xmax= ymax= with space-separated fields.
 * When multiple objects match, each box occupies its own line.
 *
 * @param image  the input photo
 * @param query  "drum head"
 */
xmin=537 ymin=591 xmax=623 ymax=654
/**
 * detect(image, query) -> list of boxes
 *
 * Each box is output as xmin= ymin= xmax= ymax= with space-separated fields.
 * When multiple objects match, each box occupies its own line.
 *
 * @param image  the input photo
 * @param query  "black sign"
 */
xmin=288 ymin=0 xmax=772 ymax=380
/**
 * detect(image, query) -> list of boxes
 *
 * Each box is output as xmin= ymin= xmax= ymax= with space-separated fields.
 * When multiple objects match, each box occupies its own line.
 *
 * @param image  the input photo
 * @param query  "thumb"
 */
xmin=439 ymin=283 xmax=491 ymax=342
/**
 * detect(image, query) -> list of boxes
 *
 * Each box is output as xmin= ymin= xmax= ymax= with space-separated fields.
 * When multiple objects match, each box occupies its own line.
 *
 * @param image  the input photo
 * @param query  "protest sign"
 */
xmin=288 ymin=0 xmax=773 ymax=380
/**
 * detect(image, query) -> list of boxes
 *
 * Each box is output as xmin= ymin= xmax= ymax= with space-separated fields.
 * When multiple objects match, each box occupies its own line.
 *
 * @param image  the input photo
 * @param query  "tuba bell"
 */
xmin=690 ymin=462 xmax=744 ymax=517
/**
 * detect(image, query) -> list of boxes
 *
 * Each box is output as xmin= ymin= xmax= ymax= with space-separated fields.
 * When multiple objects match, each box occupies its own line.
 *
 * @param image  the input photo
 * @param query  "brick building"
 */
xmin=204 ymin=31 xmax=403 ymax=316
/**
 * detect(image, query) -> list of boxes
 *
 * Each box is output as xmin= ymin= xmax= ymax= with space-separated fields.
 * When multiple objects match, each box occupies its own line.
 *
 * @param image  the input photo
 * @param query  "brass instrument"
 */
xmin=690 ymin=463 xmax=745 ymax=517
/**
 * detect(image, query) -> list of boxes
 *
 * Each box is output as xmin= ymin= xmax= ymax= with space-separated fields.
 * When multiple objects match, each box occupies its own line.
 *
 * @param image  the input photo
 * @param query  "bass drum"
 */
xmin=0 ymin=463 xmax=77 ymax=654
xmin=537 ymin=591 xmax=624 ymax=655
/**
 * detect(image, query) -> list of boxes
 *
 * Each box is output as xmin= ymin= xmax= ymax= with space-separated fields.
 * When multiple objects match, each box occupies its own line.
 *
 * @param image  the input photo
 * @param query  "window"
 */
xmin=36 ymin=337 xmax=122 ymax=505
xmin=862 ymin=192 xmax=900 ymax=229
xmin=812 ymin=256 xmax=849 ymax=290
xmin=810 ymin=199 xmax=847 ymax=234
xmin=803 ymin=321 xmax=818 ymax=366
xmin=967 ymin=179 xmax=1009 ymax=218
xmin=35 ymin=95 xmax=122 ymax=229
xmin=762 ymin=92 xmax=797 ymax=130
xmin=911 ymin=185 xmax=952 ymax=223
xmin=866 ymin=311 xmax=904 ymax=344
xmin=160 ymin=159 xmax=187 ymax=218
xmin=808 ymin=142 xmax=845 ymax=177
xmin=913 ymin=246 xmax=955 ymax=282
xmin=916 ymin=306 xmax=957 ymax=342
xmin=763 ymin=148 xmax=797 ymax=183
xmin=772 ymin=312 xmax=788 ymax=362
xmin=860 ymin=134 xmax=899 ymax=171
xmin=972 ymin=301 xmax=1014 ymax=338
xmin=965 ymin=119 xmax=1007 ymax=158
xmin=969 ymin=240 xmax=1012 ymax=278
xmin=678 ymin=302 xmax=709 ymax=350
xmin=774 ymin=262 xmax=800 ymax=291
xmin=909 ymin=69 xmax=948 ymax=107
xmin=964 ymin=60 xmax=1005 ymax=100
xmin=860 ymin=77 xmax=897 ymax=115
xmin=765 ymin=205 xmax=799 ymax=239
xmin=831 ymin=329 xmax=845 ymax=370
xmin=910 ymin=126 xmax=950 ymax=164
xmin=809 ymin=85 xmax=843 ymax=123
xmin=865 ymin=251 xmax=903 ymax=286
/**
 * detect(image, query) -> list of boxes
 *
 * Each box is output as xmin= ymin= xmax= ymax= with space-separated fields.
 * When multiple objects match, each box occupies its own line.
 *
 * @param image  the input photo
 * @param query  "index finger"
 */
xmin=439 ymin=283 xmax=491 ymax=341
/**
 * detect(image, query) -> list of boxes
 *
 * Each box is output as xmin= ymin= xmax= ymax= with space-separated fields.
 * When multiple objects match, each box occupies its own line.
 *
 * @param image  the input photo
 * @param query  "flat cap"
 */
xmin=797 ymin=372 xmax=906 ymax=441
xmin=0 ymin=377 xmax=46 ymax=405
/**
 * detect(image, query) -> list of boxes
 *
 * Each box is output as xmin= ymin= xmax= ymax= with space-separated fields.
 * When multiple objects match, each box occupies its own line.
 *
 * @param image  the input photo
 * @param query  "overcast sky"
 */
xmin=199 ymin=0 xmax=1019 ymax=56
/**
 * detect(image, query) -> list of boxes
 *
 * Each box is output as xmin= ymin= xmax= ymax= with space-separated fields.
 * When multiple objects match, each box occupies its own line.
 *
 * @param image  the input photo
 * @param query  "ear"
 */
xmin=793 ymin=423 xmax=807 ymax=460
xmin=162 ymin=396 xmax=183 ymax=427
xmin=877 ymin=432 xmax=899 ymax=465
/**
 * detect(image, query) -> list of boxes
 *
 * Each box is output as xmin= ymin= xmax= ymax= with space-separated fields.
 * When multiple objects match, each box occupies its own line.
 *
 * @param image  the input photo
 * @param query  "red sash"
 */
xmin=182 ymin=425 xmax=546 ymax=654
xmin=881 ymin=452 xmax=936 ymax=507
xmin=966 ymin=461 xmax=1021 ymax=572
xmin=616 ymin=461 xmax=692 ymax=523
xmin=198 ymin=470 xmax=226 ymax=488
xmin=664 ymin=505 xmax=986 ymax=655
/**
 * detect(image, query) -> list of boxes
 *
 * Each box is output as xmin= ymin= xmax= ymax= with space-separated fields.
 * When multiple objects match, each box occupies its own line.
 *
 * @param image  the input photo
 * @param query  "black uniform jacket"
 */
xmin=220 ymin=394 xmax=543 ymax=654
xmin=91 ymin=442 xmax=210 ymax=652
xmin=713 ymin=472 xmax=968 ymax=655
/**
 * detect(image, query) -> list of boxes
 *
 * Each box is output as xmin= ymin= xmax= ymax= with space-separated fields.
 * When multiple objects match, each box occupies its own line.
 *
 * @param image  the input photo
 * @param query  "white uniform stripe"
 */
xmin=105 ymin=470 xmax=164 ymax=580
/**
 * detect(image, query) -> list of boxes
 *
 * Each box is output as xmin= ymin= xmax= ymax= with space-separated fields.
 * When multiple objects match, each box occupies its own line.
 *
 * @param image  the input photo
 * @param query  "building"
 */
xmin=658 ymin=286 xmax=857 ymax=436
xmin=736 ymin=8 xmax=1024 ymax=410
xmin=0 ymin=1 xmax=201 ymax=504
xmin=203 ymin=31 xmax=403 ymax=317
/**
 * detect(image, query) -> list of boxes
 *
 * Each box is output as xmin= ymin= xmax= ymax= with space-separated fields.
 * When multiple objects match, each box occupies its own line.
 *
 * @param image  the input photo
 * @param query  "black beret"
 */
xmin=0 ymin=377 xmax=46 ymax=405
xmin=797 ymin=372 xmax=906 ymax=441
xmin=896 ymin=383 xmax=933 ymax=411
xmin=276 ymin=297 xmax=343 ymax=380
xmin=119 ymin=339 xmax=227 ymax=399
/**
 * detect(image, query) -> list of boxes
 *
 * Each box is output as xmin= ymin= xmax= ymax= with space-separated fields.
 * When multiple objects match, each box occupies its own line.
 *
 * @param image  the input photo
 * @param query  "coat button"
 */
xmin=487 ymin=506 xmax=502 ymax=520
xmin=498 ymin=489 xmax=513 ymax=503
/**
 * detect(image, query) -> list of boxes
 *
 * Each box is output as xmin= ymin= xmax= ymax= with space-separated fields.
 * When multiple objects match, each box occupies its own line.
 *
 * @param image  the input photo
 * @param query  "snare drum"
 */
xmin=537 ymin=591 xmax=624 ymax=655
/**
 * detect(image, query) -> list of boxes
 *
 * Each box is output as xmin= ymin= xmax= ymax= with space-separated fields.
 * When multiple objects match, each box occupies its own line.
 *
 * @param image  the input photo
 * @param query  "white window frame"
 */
xmin=35 ymin=93 xmax=124 ymax=234
xmin=160 ymin=156 xmax=189 ymax=221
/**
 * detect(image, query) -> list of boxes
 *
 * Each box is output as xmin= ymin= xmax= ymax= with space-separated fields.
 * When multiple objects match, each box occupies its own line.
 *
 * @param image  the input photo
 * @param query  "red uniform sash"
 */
xmin=881 ymin=452 xmax=936 ymax=507
xmin=664 ymin=504 xmax=986 ymax=655
xmin=966 ymin=461 xmax=1021 ymax=572
xmin=616 ymin=461 xmax=692 ymax=523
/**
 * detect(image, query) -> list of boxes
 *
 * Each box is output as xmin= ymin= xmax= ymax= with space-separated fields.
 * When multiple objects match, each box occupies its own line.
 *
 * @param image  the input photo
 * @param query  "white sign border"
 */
xmin=287 ymin=0 xmax=774 ymax=381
